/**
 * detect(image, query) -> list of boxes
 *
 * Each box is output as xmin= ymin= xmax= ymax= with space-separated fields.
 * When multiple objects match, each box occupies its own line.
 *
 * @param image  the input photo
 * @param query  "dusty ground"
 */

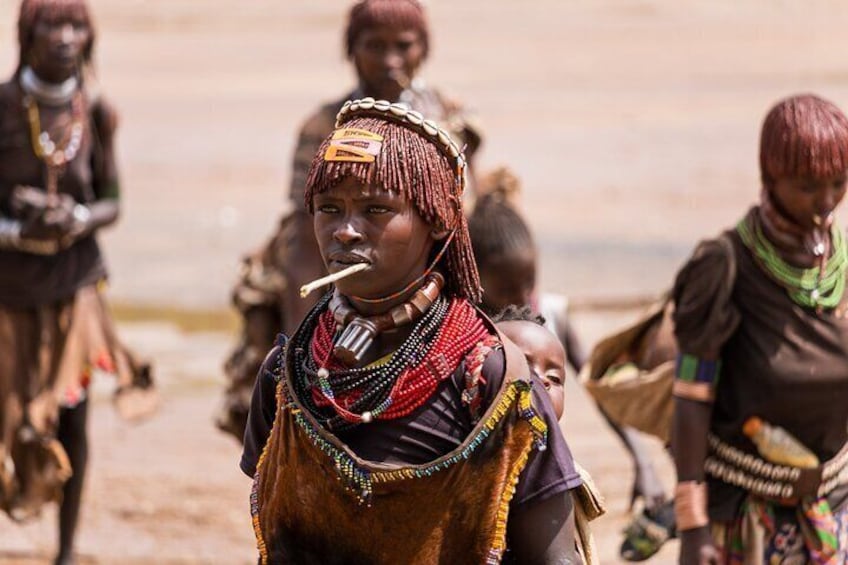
xmin=1 ymin=0 xmax=848 ymax=563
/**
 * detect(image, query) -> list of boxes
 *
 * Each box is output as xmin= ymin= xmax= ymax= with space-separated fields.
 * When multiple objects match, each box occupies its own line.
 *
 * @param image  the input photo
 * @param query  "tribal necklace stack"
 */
xmin=737 ymin=212 xmax=848 ymax=310
xmin=292 ymin=292 xmax=490 ymax=431
xmin=21 ymin=67 xmax=85 ymax=196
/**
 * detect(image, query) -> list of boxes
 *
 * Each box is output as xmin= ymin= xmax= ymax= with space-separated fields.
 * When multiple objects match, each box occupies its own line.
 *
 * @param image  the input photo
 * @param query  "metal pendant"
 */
xmin=332 ymin=318 xmax=378 ymax=367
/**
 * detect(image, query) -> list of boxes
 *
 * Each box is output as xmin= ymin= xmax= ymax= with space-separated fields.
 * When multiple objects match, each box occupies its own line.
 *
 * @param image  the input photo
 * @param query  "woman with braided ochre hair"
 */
xmin=241 ymin=99 xmax=581 ymax=564
xmin=0 ymin=1 xmax=155 ymax=562
xmin=218 ymin=0 xmax=482 ymax=441
xmin=672 ymin=94 xmax=848 ymax=563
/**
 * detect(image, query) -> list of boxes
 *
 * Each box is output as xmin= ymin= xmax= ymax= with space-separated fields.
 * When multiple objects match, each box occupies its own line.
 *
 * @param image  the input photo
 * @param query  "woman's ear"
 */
xmin=431 ymin=228 xmax=450 ymax=241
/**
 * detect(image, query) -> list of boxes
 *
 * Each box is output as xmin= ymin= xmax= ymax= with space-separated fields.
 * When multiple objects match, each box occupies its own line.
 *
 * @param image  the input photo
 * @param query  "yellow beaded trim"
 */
xmin=371 ymin=381 xmax=520 ymax=485
xmin=250 ymin=379 xmax=287 ymax=565
xmin=488 ymin=386 xmax=545 ymax=563
xmin=518 ymin=384 xmax=548 ymax=438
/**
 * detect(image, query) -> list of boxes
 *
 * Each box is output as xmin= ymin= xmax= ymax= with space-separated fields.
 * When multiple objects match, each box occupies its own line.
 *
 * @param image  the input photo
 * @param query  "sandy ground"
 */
xmin=2 ymin=0 xmax=848 ymax=562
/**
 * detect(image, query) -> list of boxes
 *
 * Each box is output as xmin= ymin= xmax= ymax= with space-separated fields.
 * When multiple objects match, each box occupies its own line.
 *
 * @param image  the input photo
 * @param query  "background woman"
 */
xmin=672 ymin=94 xmax=848 ymax=564
xmin=218 ymin=0 xmax=481 ymax=441
xmin=0 ymin=1 xmax=154 ymax=562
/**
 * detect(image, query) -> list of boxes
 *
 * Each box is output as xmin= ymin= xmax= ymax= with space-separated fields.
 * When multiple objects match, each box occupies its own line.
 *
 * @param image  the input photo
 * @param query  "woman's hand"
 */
xmin=679 ymin=526 xmax=720 ymax=564
xmin=17 ymin=192 xmax=78 ymax=240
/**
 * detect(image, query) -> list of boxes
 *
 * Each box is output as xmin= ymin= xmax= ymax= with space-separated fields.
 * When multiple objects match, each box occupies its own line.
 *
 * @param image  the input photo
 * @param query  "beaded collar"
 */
xmin=291 ymin=293 xmax=491 ymax=430
xmin=737 ymin=208 xmax=848 ymax=310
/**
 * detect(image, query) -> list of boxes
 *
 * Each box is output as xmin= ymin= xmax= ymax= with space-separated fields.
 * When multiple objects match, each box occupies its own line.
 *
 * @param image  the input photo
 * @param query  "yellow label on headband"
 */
xmin=331 ymin=128 xmax=384 ymax=142
xmin=324 ymin=128 xmax=384 ymax=163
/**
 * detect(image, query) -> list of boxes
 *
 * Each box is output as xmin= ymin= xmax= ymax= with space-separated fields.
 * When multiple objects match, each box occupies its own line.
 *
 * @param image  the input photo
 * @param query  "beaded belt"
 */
xmin=704 ymin=434 xmax=848 ymax=503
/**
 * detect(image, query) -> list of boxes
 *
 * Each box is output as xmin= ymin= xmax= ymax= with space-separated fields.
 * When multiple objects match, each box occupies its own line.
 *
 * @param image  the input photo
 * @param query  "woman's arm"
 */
xmin=509 ymin=491 xmax=580 ymax=565
xmin=84 ymin=98 xmax=122 ymax=233
xmin=672 ymin=396 xmax=719 ymax=565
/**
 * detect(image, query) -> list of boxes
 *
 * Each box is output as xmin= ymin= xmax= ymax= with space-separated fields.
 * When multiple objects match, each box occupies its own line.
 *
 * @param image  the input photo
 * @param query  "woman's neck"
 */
xmin=759 ymin=189 xmax=831 ymax=269
xmin=20 ymin=66 xmax=79 ymax=106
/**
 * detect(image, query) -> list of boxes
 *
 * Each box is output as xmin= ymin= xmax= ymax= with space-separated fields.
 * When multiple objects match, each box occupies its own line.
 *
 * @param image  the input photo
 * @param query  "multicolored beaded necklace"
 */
xmin=291 ymin=293 xmax=490 ymax=430
xmin=737 ymin=213 xmax=848 ymax=310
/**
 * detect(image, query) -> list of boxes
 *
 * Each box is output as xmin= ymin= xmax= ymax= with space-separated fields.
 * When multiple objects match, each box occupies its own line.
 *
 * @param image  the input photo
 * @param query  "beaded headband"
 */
xmin=333 ymin=97 xmax=468 ymax=197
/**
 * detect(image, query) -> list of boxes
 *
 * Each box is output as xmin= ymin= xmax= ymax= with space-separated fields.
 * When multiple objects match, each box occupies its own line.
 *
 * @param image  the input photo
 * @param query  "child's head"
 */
xmin=494 ymin=305 xmax=565 ymax=419
xmin=467 ymin=169 xmax=537 ymax=315
xmin=760 ymin=94 xmax=848 ymax=229
xmin=345 ymin=0 xmax=429 ymax=102
xmin=305 ymin=99 xmax=481 ymax=303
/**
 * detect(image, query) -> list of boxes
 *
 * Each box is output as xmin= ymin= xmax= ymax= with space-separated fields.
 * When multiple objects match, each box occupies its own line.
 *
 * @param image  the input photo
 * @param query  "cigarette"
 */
xmin=389 ymin=69 xmax=411 ymax=90
xmin=813 ymin=213 xmax=834 ymax=228
xmin=299 ymin=262 xmax=370 ymax=298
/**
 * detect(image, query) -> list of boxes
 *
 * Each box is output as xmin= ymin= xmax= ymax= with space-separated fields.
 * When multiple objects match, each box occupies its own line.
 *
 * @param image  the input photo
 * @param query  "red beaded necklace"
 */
xmin=309 ymin=298 xmax=491 ymax=424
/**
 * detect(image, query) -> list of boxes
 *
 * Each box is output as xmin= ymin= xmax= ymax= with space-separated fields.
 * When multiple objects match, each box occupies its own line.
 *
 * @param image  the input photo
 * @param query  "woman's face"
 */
xmin=350 ymin=26 xmax=425 ymax=102
xmin=770 ymin=174 xmax=848 ymax=230
xmin=27 ymin=13 xmax=90 ymax=82
xmin=499 ymin=320 xmax=566 ymax=420
xmin=313 ymin=176 xmax=439 ymax=302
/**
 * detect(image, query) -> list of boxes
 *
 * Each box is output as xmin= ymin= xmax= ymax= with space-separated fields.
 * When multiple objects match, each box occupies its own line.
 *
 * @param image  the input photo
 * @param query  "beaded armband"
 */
xmin=672 ymin=354 xmax=721 ymax=402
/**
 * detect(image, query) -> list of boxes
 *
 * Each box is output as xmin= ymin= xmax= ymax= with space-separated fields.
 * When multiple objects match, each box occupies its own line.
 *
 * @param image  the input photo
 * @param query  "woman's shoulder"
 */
xmin=674 ymin=230 xmax=738 ymax=294
xmin=672 ymin=229 xmax=741 ymax=356
xmin=298 ymin=93 xmax=353 ymax=139
xmin=0 ymin=80 xmax=21 ymax=115
xmin=88 ymin=94 xmax=119 ymax=140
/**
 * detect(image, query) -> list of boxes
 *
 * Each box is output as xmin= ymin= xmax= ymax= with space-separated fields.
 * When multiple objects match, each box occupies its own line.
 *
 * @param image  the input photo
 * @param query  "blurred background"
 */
xmin=1 ymin=0 xmax=848 ymax=563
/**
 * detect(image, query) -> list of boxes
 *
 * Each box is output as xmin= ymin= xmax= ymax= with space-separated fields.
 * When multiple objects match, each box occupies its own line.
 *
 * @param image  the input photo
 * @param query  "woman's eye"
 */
xmin=365 ymin=40 xmax=385 ymax=53
xmin=367 ymin=206 xmax=390 ymax=214
xmin=317 ymin=205 xmax=339 ymax=214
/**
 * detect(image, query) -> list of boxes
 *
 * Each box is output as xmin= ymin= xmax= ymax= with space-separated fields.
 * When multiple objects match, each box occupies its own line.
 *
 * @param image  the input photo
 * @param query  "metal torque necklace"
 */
xmin=20 ymin=66 xmax=78 ymax=106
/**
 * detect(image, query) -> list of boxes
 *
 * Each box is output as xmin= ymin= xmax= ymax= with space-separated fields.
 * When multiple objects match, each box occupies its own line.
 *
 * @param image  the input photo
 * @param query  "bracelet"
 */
xmin=0 ymin=218 xmax=22 ymax=244
xmin=72 ymin=203 xmax=91 ymax=227
xmin=674 ymin=480 xmax=709 ymax=531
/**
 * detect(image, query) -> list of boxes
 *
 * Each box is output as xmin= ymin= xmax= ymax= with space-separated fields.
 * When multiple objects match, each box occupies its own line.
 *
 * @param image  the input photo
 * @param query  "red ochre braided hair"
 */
xmin=760 ymin=93 xmax=848 ymax=188
xmin=345 ymin=0 xmax=429 ymax=58
xmin=304 ymin=98 xmax=482 ymax=303
xmin=17 ymin=0 xmax=95 ymax=74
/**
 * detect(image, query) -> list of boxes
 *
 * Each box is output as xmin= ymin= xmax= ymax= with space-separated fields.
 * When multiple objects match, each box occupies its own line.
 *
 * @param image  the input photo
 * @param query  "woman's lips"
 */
xmin=328 ymin=253 xmax=371 ymax=272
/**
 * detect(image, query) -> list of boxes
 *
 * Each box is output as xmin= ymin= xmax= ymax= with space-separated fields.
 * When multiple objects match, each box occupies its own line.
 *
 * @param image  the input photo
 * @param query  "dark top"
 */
xmin=0 ymin=80 xmax=116 ymax=307
xmin=673 ymin=216 xmax=848 ymax=519
xmin=241 ymin=345 xmax=581 ymax=509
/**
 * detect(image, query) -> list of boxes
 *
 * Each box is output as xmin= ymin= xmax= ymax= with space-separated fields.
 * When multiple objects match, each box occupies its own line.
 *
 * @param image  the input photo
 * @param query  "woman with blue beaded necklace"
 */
xmin=241 ymin=99 xmax=582 ymax=564
xmin=671 ymin=94 xmax=848 ymax=564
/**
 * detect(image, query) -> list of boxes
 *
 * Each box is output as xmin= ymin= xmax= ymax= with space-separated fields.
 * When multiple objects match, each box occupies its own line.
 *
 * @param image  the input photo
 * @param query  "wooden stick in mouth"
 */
xmin=299 ymin=262 xmax=370 ymax=298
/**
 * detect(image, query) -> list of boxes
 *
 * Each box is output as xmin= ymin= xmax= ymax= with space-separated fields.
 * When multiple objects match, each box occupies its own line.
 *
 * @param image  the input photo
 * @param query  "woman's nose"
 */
xmin=333 ymin=220 xmax=364 ymax=245
xmin=60 ymin=23 xmax=75 ymax=44
xmin=383 ymin=50 xmax=403 ymax=71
